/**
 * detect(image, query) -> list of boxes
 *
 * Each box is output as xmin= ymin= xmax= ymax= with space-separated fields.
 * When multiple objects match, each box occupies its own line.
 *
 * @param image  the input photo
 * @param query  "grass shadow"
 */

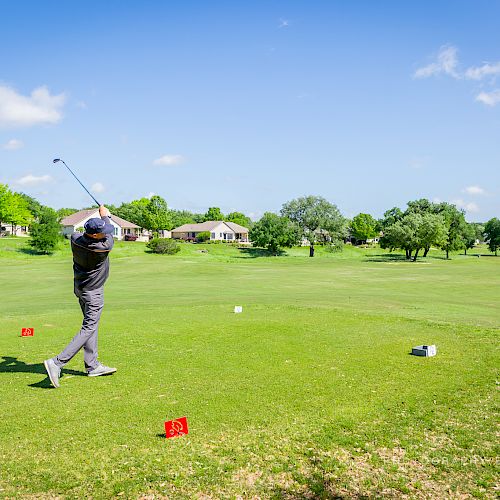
xmin=364 ymin=253 xmax=449 ymax=263
xmin=236 ymin=247 xmax=284 ymax=258
xmin=364 ymin=253 xmax=410 ymax=263
xmin=0 ymin=356 xmax=85 ymax=389
xmin=17 ymin=247 xmax=52 ymax=256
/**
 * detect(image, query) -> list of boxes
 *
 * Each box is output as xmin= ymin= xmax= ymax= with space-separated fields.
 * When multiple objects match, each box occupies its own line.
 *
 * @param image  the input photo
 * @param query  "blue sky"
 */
xmin=1 ymin=1 xmax=499 ymax=221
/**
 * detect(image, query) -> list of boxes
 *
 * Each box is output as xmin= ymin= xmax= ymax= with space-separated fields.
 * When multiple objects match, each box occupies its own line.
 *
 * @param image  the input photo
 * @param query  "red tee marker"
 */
xmin=164 ymin=416 xmax=188 ymax=438
xmin=21 ymin=328 xmax=34 ymax=337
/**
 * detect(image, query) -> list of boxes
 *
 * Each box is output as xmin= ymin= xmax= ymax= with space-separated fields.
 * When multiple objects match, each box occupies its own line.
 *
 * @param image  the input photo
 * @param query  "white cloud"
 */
xmin=452 ymin=199 xmax=479 ymax=213
xmin=465 ymin=62 xmax=500 ymax=80
xmin=463 ymin=185 xmax=485 ymax=195
xmin=0 ymin=85 xmax=66 ymax=128
xmin=91 ymin=182 xmax=105 ymax=193
xmin=278 ymin=18 xmax=290 ymax=28
xmin=152 ymin=154 xmax=185 ymax=166
xmin=16 ymin=174 xmax=52 ymax=186
xmin=414 ymin=45 xmax=460 ymax=79
xmin=2 ymin=138 xmax=23 ymax=150
xmin=475 ymin=89 xmax=500 ymax=106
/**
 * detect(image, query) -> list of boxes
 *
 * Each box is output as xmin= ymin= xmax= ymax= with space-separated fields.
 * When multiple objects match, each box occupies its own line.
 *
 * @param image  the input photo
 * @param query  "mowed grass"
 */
xmin=0 ymin=238 xmax=498 ymax=498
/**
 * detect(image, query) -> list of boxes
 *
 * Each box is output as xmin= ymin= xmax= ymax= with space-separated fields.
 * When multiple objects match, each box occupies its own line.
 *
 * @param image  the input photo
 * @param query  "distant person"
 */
xmin=44 ymin=205 xmax=117 ymax=388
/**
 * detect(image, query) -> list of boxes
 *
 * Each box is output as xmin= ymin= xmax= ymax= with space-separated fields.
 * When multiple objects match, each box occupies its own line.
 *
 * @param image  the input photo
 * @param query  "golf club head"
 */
xmin=53 ymin=158 xmax=61 ymax=163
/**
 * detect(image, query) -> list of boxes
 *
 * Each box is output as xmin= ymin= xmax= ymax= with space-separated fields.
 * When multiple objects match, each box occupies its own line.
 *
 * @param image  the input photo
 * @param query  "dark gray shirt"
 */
xmin=70 ymin=217 xmax=114 ymax=291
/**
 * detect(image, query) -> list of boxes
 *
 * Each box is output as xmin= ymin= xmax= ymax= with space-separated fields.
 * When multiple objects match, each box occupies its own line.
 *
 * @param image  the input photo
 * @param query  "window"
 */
xmin=113 ymin=226 xmax=119 ymax=236
xmin=211 ymin=232 xmax=215 ymax=239
xmin=227 ymin=233 xmax=233 ymax=240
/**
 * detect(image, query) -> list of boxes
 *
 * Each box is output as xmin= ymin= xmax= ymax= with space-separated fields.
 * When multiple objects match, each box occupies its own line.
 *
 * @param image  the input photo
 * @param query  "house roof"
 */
xmin=61 ymin=209 xmax=141 ymax=229
xmin=61 ymin=209 xmax=98 ymax=226
xmin=225 ymin=221 xmax=249 ymax=233
xmin=171 ymin=221 xmax=249 ymax=233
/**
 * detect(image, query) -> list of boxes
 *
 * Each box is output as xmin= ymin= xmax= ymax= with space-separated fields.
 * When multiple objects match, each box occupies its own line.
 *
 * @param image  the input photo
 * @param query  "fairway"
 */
xmin=0 ymin=239 xmax=498 ymax=498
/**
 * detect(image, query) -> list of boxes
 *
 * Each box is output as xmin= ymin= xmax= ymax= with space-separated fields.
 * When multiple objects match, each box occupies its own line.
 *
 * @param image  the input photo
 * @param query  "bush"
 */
xmin=196 ymin=231 xmax=211 ymax=242
xmin=146 ymin=237 xmax=180 ymax=254
xmin=326 ymin=238 xmax=344 ymax=253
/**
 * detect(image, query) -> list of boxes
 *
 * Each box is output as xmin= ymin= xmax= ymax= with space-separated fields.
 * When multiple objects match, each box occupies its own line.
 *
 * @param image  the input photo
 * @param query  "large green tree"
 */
xmin=28 ymin=207 xmax=61 ymax=254
xmin=114 ymin=198 xmax=150 ymax=227
xmin=0 ymin=185 xmax=32 ymax=232
xmin=437 ymin=203 xmax=467 ymax=259
xmin=203 ymin=207 xmax=224 ymax=222
xmin=281 ymin=195 xmax=346 ymax=257
xmin=350 ymin=213 xmax=378 ymax=243
xmin=226 ymin=211 xmax=252 ymax=229
xmin=461 ymin=223 xmax=477 ymax=255
xmin=484 ymin=218 xmax=500 ymax=256
xmin=380 ymin=212 xmax=447 ymax=261
xmin=144 ymin=195 xmax=172 ymax=235
xmin=249 ymin=213 xmax=300 ymax=255
xmin=170 ymin=209 xmax=196 ymax=228
xmin=379 ymin=207 xmax=404 ymax=229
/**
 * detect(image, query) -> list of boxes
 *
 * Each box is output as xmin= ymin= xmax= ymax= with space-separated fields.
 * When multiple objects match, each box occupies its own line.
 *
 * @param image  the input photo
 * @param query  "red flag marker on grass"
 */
xmin=21 ymin=328 xmax=34 ymax=337
xmin=165 ymin=416 xmax=188 ymax=438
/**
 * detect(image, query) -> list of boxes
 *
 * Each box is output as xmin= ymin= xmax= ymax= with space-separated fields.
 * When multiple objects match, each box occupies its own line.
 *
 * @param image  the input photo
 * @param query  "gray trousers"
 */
xmin=54 ymin=286 xmax=104 ymax=372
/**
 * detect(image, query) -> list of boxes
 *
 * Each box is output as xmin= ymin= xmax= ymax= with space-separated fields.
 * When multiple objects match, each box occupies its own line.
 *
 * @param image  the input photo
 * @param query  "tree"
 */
xmin=170 ymin=210 xmax=195 ymax=228
xmin=379 ymin=207 xmax=404 ymax=229
xmin=380 ymin=212 xmax=446 ymax=261
xmin=114 ymin=198 xmax=150 ymax=227
xmin=204 ymin=207 xmax=224 ymax=221
xmin=144 ymin=195 xmax=172 ymax=235
xmin=461 ymin=223 xmax=477 ymax=255
xmin=437 ymin=203 xmax=467 ymax=259
xmin=249 ymin=213 xmax=300 ymax=255
xmin=226 ymin=211 xmax=252 ymax=229
xmin=416 ymin=213 xmax=447 ymax=260
xmin=281 ymin=195 xmax=346 ymax=257
xmin=484 ymin=218 xmax=500 ymax=256
xmin=350 ymin=213 xmax=378 ymax=243
xmin=28 ymin=207 xmax=61 ymax=254
xmin=0 ymin=187 xmax=32 ymax=233
xmin=18 ymin=193 xmax=44 ymax=220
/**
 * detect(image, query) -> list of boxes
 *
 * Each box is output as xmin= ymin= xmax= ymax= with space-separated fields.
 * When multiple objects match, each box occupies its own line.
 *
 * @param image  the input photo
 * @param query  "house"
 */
xmin=60 ymin=209 xmax=149 ymax=241
xmin=0 ymin=223 xmax=29 ymax=237
xmin=171 ymin=221 xmax=249 ymax=242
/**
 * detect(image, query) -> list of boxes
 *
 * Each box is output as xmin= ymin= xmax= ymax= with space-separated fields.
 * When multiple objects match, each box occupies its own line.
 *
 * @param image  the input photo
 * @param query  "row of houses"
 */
xmin=1 ymin=209 xmax=250 ymax=243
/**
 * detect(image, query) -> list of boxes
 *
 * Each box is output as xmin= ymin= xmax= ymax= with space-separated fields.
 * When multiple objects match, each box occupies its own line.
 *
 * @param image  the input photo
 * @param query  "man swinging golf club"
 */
xmin=44 ymin=204 xmax=116 ymax=388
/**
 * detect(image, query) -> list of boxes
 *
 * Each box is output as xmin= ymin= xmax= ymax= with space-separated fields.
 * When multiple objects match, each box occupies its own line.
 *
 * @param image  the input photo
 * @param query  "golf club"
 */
xmin=52 ymin=158 xmax=101 ymax=206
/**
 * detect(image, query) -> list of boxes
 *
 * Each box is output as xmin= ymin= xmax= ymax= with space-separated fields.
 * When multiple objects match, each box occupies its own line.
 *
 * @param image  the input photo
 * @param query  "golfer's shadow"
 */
xmin=0 ymin=356 xmax=85 ymax=389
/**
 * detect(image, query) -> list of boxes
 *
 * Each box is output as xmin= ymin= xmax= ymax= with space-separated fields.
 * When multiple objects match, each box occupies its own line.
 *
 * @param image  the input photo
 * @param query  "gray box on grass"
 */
xmin=411 ymin=345 xmax=437 ymax=357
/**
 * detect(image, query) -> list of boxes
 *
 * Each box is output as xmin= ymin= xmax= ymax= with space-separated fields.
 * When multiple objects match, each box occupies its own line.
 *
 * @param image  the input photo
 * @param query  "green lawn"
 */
xmin=0 ymin=238 xmax=498 ymax=498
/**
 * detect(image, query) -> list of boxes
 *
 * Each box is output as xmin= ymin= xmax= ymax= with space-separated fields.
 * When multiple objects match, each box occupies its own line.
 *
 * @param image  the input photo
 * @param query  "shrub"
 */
xmin=146 ymin=237 xmax=180 ymax=254
xmin=326 ymin=238 xmax=344 ymax=253
xmin=196 ymin=231 xmax=211 ymax=242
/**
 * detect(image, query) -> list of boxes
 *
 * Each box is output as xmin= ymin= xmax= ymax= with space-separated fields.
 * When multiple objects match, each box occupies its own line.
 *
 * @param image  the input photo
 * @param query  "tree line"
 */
xmin=249 ymin=196 xmax=499 ymax=259
xmin=1 ymin=183 xmax=499 ymax=258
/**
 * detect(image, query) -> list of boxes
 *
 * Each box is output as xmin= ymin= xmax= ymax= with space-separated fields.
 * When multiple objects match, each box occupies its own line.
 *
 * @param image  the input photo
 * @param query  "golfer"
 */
xmin=44 ymin=205 xmax=116 ymax=388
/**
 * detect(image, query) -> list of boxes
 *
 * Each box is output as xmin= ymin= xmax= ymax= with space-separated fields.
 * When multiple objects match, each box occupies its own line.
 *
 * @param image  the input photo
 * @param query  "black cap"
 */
xmin=84 ymin=217 xmax=114 ymax=235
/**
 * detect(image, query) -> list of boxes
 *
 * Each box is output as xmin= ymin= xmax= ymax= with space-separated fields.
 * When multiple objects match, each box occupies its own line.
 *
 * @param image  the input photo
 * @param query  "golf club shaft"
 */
xmin=58 ymin=160 xmax=101 ymax=206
